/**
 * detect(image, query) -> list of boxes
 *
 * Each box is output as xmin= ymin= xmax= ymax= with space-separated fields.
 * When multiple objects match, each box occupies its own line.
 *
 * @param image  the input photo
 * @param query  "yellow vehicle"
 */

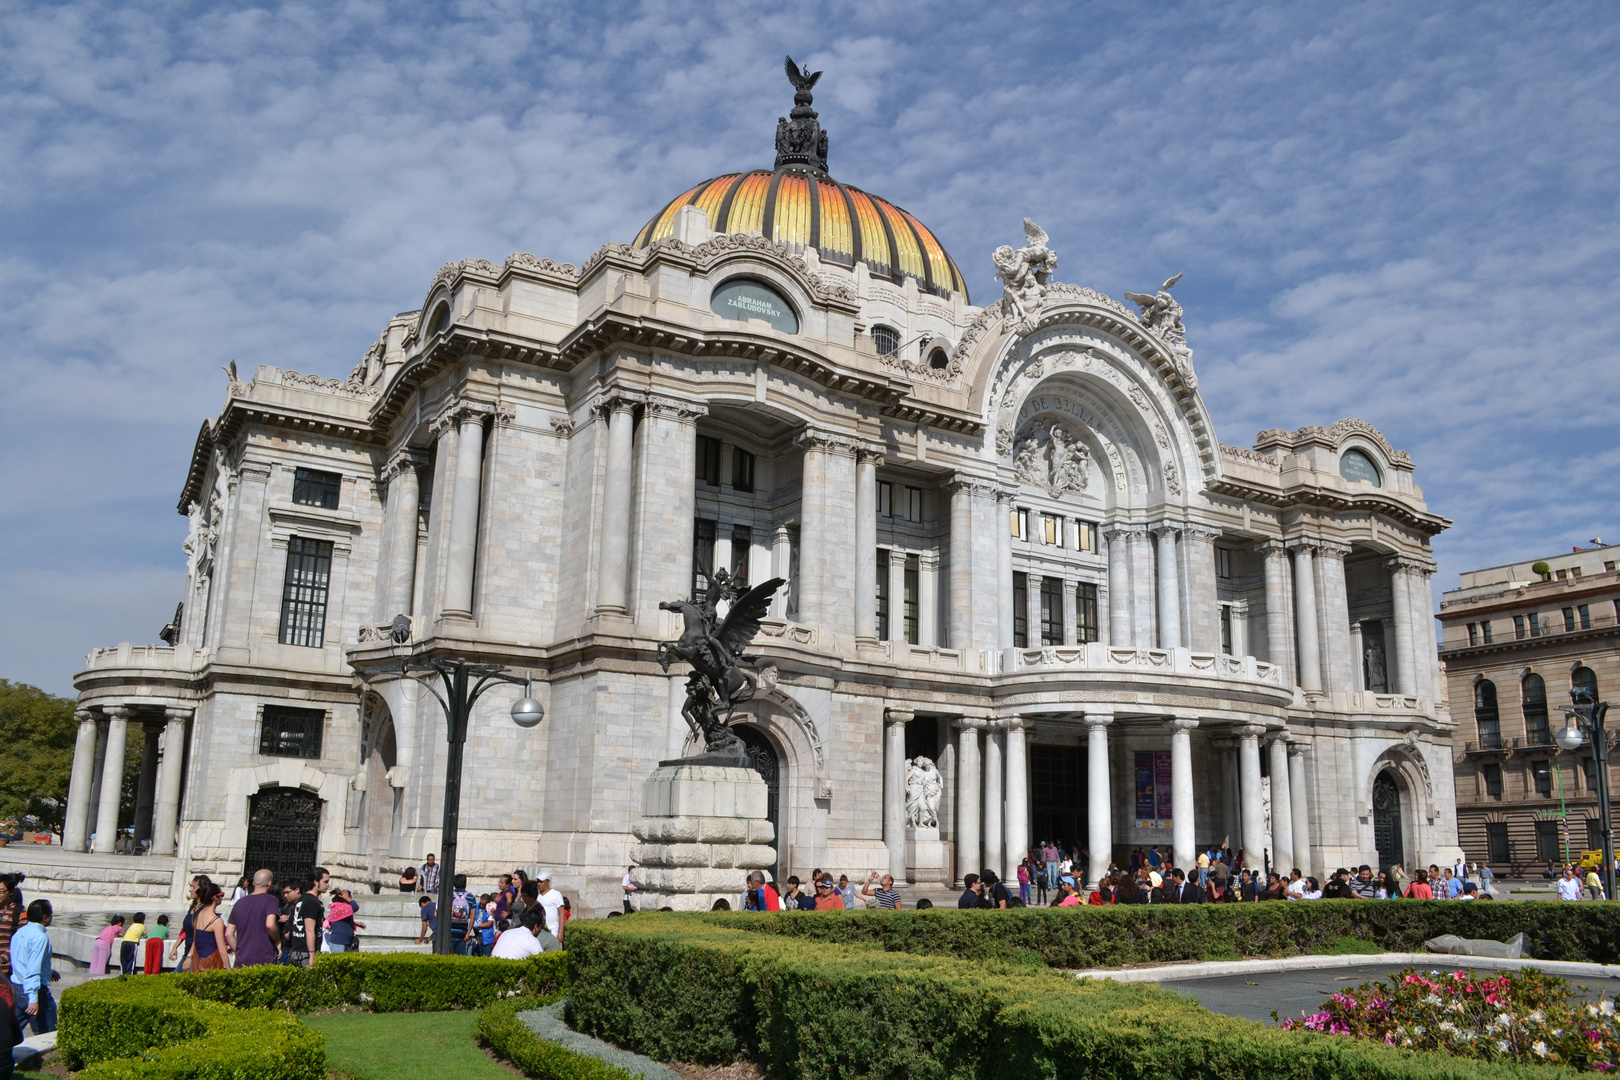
xmin=1578 ymin=849 xmax=1607 ymax=870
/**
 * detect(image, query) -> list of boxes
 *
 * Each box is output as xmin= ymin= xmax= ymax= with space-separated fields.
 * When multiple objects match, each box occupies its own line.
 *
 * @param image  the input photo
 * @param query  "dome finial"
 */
xmin=776 ymin=55 xmax=829 ymax=174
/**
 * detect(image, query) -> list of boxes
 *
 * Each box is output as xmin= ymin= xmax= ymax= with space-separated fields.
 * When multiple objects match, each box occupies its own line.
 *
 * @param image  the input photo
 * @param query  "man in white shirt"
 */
xmin=622 ymin=866 xmax=637 ymax=914
xmin=1557 ymin=866 xmax=1584 ymax=901
xmin=534 ymin=870 xmax=566 ymax=938
xmin=491 ymin=909 xmax=562 ymax=958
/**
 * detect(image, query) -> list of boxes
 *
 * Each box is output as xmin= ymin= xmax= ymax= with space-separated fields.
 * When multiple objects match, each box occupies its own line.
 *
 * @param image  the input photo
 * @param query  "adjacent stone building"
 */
xmin=1439 ymin=543 xmax=1620 ymax=873
xmin=67 ymin=70 xmax=1461 ymax=911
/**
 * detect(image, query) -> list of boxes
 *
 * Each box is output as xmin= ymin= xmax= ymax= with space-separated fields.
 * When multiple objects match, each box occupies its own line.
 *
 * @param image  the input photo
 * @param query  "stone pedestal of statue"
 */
xmin=630 ymin=763 xmax=776 ymax=911
xmin=905 ymin=824 xmax=950 ymax=886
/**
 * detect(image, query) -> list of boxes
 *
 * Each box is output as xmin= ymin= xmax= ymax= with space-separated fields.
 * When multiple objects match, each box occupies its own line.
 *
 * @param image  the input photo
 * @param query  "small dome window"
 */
xmin=428 ymin=301 xmax=452 ymax=336
xmin=1339 ymin=448 xmax=1381 ymax=486
xmin=710 ymin=279 xmax=799 ymax=334
xmin=927 ymin=348 xmax=949 ymax=371
xmin=871 ymin=324 xmax=900 ymax=357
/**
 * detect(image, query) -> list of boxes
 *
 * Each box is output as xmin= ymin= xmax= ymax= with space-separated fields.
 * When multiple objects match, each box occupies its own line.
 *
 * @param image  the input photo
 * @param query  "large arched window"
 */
xmin=1572 ymin=665 xmax=1599 ymax=705
xmin=1522 ymin=673 xmax=1550 ymax=745
xmin=1474 ymin=680 xmax=1500 ymax=748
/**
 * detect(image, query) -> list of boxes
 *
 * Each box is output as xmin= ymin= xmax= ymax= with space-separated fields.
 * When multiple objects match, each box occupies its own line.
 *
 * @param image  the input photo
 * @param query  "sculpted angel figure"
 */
xmin=1012 ymin=437 xmax=1043 ymax=485
xmin=992 ymin=219 xmax=1059 ymax=329
xmin=1047 ymin=424 xmax=1090 ymax=494
xmin=905 ymin=756 xmax=943 ymax=829
xmin=1125 ymin=273 xmax=1196 ymax=386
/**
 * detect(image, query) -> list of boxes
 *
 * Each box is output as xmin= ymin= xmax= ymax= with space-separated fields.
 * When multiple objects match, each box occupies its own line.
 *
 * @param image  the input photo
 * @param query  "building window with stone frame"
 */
xmin=1467 ymin=623 xmax=1479 ymax=646
xmin=277 ymin=536 xmax=333 ymax=648
xmin=1076 ymin=583 xmax=1099 ymax=644
xmin=692 ymin=518 xmax=717 ymax=600
xmin=696 ymin=436 xmax=722 ymax=487
xmin=1009 ymin=507 xmax=1027 ymax=540
xmin=1535 ymin=819 xmax=1559 ymax=861
xmin=1486 ymin=821 xmax=1509 ymax=862
xmin=1039 ymin=577 xmax=1063 ymax=646
xmin=1220 ymin=606 xmax=1233 ymax=655
xmin=1580 ymin=756 xmax=1598 ymax=792
xmin=292 ymin=467 xmax=341 ymax=510
xmin=260 ymin=704 xmax=325 ymax=759
xmin=1563 ymin=607 xmax=1577 ymax=633
xmin=1578 ymin=603 xmax=1591 ymax=629
xmin=1587 ymin=818 xmax=1604 ymax=852
xmin=877 ymin=481 xmax=893 ymax=517
xmin=1522 ymin=673 xmax=1551 ymax=745
xmin=1514 ymin=615 xmax=1527 ymax=640
xmin=1481 ymin=620 xmax=1493 ymax=644
xmin=872 ymin=324 xmax=901 ymax=358
xmin=1012 ymin=571 xmax=1029 ymax=648
xmin=1530 ymin=760 xmax=1553 ymax=797
xmin=1074 ymin=520 xmax=1097 ymax=553
xmin=903 ymin=554 xmax=920 ymax=644
xmin=1041 ymin=514 xmax=1059 ymax=546
xmin=1530 ymin=613 xmax=1543 ymax=637
xmin=1482 ymin=762 xmax=1504 ymax=799
xmin=1474 ymin=679 xmax=1501 ymax=748
xmin=731 ymin=525 xmax=751 ymax=587
xmin=876 ymin=549 xmax=890 ymax=640
xmin=731 ymin=447 xmax=756 ymax=493
xmin=1216 ymin=547 xmax=1232 ymax=579
xmin=903 ymin=485 xmax=923 ymax=523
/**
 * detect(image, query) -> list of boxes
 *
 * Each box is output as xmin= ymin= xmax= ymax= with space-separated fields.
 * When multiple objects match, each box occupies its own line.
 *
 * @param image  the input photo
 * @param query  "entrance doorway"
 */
xmin=735 ymin=726 xmax=781 ymax=881
xmin=1031 ymin=745 xmax=1086 ymax=858
xmin=1372 ymin=772 xmax=1404 ymax=871
xmin=244 ymin=787 xmax=321 ymax=887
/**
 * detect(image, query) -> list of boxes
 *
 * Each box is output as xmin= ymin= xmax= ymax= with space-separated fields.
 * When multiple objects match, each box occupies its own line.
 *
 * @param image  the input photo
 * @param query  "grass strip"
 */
xmin=304 ymin=1010 xmax=518 ymax=1080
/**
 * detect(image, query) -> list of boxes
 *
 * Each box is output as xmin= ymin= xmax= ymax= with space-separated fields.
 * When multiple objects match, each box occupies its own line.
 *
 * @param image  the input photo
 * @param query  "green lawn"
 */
xmin=303 ymin=1010 xmax=518 ymax=1080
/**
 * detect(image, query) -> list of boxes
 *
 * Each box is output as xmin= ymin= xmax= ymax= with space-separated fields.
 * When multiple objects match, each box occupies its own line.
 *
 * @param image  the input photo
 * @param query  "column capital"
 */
xmin=588 ymin=389 xmax=644 ymax=424
xmin=644 ymin=394 xmax=709 ymax=424
xmin=884 ymin=708 xmax=916 ymax=726
xmin=1235 ymin=722 xmax=1267 ymax=739
xmin=855 ymin=442 xmax=886 ymax=465
xmin=794 ymin=429 xmax=860 ymax=457
xmin=952 ymin=715 xmax=989 ymax=732
xmin=918 ymin=550 xmax=940 ymax=571
xmin=164 ymin=706 xmax=194 ymax=723
xmin=1166 ymin=715 xmax=1200 ymax=733
xmin=1259 ymin=539 xmax=1289 ymax=558
xmin=1182 ymin=523 xmax=1220 ymax=543
xmin=1082 ymin=709 xmax=1115 ymax=729
xmin=945 ymin=475 xmax=1000 ymax=499
xmin=103 ymin=705 xmax=131 ymax=721
xmin=1101 ymin=524 xmax=1145 ymax=543
xmin=1286 ymin=737 xmax=1312 ymax=757
xmin=1152 ymin=523 xmax=1182 ymax=541
xmin=1314 ymin=539 xmax=1353 ymax=559
xmin=1229 ymin=598 xmax=1250 ymax=615
xmin=74 ymin=708 xmax=94 ymax=724
xmin=1386 ymin=554 xmax=1435 ymax=575
xmin=430 ymin=398 xmax=496 ymax=437
xmin=1284 ymin=537 xmax=1318 ymax=555
xmin=382 ymin=448 xmax=426 ymax=481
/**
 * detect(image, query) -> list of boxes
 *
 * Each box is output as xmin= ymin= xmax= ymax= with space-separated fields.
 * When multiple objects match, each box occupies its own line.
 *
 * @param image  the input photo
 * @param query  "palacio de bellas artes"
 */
xmin=56 ymin=62 xmax=1461 ymax=918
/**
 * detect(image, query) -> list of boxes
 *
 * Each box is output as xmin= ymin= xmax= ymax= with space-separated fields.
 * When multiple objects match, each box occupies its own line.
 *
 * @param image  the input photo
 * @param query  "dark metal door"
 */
xmin=1372 ymin=772 xmax=1404 ymax=871
xmin=735 ymin=726 xmax=780 ymax=881
xmin=244 ymin=787 xmax=321 ymax=887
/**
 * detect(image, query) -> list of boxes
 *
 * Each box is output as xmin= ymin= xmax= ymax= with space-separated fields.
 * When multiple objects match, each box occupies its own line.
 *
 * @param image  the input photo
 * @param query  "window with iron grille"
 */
xmin=872 ymin=324 xmax=900 ymax=357
xmin=1486 ymin=822 xmax=1509 ymax=862
xmin=1040 ymin=577 xmax=1063 ymax=646
xmin=1012 ymin=571 xmax=1029 ymax=648
xmin=277 ymin=537 xmax=333 ymax=647
xmin=731 ymin=525 xmax=751 ymax=587
xmin=692 ymin=518 xmax=716 ymax=599
xmin=292 ymin=468 xmax=341 ymax=510
xmin=1075 ymin=583 xmax=1099 ymax=644
xmin=1482 ymin=763 xmax=1503 ymax=798
xmin=876 ymin=549 xmax=890 ymax=640
xmin=732 ymin=447 xmax=755 ymax=493
xmin=260 ymin=704 xmax=324 ymax=759
xmin=903 ymin=554 xmax=920 ymax=644
xmin=696 ymin=436 xmax=722 ymax=486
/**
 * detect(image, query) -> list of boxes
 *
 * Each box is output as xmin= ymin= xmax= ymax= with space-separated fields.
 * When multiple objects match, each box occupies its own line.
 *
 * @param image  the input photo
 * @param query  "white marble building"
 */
xmin=68 ymin=74 xmax=1462 ymax=911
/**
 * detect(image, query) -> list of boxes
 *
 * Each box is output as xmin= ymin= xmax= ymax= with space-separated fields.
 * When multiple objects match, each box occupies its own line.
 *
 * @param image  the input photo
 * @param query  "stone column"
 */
xmin=884 ymin=710 xmax=911 ymax=881
xmin=770 ymin=525 xmax=791 ymax=619
xmin=1104 ymin=527 xmax=1132 ymax=645
xmin=133 ymin=724 xmax=161 ymax=847
xmin=1156 ymin=527 xmax=1182 ymax=649
xmin=442 ymin=411 xmax=487 ymax=617
xmin=1184 ymin=526 xmax=1221 ymax=652
xmin=1025 ymin=572 xmax=1043 ymax=647
xmin=1003 ymin=718 xmax=1029 ymax=881
xmin=1129 ymin=528 xmax=1156 ymax=647
xmin=855 ymin=451 xmax=879 ymax=643
xmin=1062 ymin=580 xmax=1078 ymax=646
xmin=62 ymin=709 xmax=100 ymax=852
xmin=1388 ymin=559 xmax=1416 ymax=696
xmin=151 ymin=707 xmax=191 ymax=856
xmin=1290 ymin=542 xmax=1322 ymax=693
xmin=1230 ymin=600 xmax=1249 ymax=658
xmin=887 ymin=550 xmax=907 ymax=643
xmin=954 ymin=718 xmax=983 ymax=884
xmin=93 ymin=707 xmax=130 ymax=854
xmin=87 ymin=720 xmax=107 ymax=842
xmin=596 ymin=399 xmax=636 ymax=614
xmin=1288 ymin=740 xmax=1312 ymax=878
xmin=1316 ymin=542 xmax=1353 ymax=693
xmin=983 ymin=724 xmax=1004 ymax=879
xmin=1262 ymin=542 xmax=1293 ymax=683
xmin=796 ymin=432 xmax=858 ymax=633
xmin=1085 ymin=711 xmax=1114 ymax=887
xmin=1168 ymin=716 xmax=1198 ymax=870
xmin=1268 ymin=734 xmax=1295 ymax=872
xmin=947 ymin=480 xmax=983 ymax=651
xmin=918 ymin=551 xmax=940 ymax=648
xmin=997 ymin=493 xmax=1015 ymax=649
xmin=1237 ymin=724 xmax=1266 ymax=870
xmin=1349 ymin=621 xmax=1365 ymax=692
xmin=381 ymin=451 xmax=421 ymax=621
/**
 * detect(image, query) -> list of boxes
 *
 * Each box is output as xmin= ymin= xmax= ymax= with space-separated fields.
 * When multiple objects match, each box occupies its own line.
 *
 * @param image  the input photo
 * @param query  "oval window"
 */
xmin=1340 ymin=448 xmax=1381 ymax=486
xmin=428 ymin=301 xmax=452 ymax=336
xmin=710 ymin=279 xmax=798 ymax=334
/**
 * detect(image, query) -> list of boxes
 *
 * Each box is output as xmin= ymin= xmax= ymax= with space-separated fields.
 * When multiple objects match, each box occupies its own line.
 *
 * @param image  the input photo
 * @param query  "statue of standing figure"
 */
xmin=905 ymin=756 xmax=943 ymax=829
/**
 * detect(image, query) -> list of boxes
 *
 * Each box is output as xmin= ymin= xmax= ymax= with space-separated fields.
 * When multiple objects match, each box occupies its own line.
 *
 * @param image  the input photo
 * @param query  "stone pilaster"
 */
xmin=1104 ymin=526 xmax=1132 ymax=646
xmin=795 ymin=431 xmax=859 ymax=635
xmin=1128 ymin=527 xmax=1156 ymax=648
xmin=631 ymin=395 xmax=707 ymax=627
xmin=1084 ymin=710 xmax=1114 ymax=887
xmin=1261 ymin=541 xmax=1293 ymax=684
xmin=1184 ymin=526 xmax=1220 ymax=652
xmin=1316 ymin=541 xmax=1353 ymax=693
xmin=855 ymin=449 xmax=880 ymax=643
xmin=378 ymin=449 xmax=424 ymax=623
xmin=1156 ymin=526 xmax=1182 ymax=649
xmin=1289 ymin=541 xmax=1322 ymax=693
xmin=918 ymin=550 xmax=940 ymax=648
xmin=1288 ymin=739 xmax=1313 ymax=878
xmin=594 ymin=396 xmax=637 ymax=615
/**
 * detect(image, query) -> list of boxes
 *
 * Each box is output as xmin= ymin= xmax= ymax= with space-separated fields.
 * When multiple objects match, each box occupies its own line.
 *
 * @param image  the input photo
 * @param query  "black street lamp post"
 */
xmin=1559 ymin=686 xmax=1614 ymax=901
xmin=401 ymin=657 xmax=544 ymax=953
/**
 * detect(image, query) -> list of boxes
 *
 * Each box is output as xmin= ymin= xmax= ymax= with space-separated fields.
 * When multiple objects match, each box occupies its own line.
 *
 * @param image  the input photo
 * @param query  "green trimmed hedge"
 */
xmin=479 ymin=996 xmax=639 ymax=1080
xmin=699 ymin=900 xmax=1620 ymax=967
xmin=58 ymin=952 xmax=568 ymax=1079
xmin=566 ymin=914 xmax=1572 ymax=1080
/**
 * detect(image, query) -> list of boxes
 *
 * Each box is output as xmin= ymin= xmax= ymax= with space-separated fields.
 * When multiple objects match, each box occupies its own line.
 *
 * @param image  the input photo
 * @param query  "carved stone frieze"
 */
xmin=1011 ymin=421 xmax=1091 ymax=498
xmin=505 ymin=252 xmax=580 ymax=279
xmin=280 ymin=369 xmax=380 ymax=399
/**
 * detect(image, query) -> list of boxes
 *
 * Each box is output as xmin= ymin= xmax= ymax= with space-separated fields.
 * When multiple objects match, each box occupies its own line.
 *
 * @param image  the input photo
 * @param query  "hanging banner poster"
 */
xmin=1135 ymin=751 xmax=1157 ymax=826
xmin=1154 ymin=750 xmax=1173 ymax=824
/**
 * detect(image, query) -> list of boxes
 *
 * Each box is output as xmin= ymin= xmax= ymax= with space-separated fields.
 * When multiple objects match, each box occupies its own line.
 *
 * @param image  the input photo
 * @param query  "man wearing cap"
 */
xmin=812 ymin=878 xmax=843 ymax=911
xmin=1322 ymin=868 xmax=1358 ymax=899
xmin=533 ymin=871 xmax=565 ymax=939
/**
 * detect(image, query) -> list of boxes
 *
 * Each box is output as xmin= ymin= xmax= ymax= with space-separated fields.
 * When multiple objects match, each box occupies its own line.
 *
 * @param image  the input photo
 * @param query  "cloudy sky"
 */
xmin=3 ymin=2 xmax=1617 ymax=695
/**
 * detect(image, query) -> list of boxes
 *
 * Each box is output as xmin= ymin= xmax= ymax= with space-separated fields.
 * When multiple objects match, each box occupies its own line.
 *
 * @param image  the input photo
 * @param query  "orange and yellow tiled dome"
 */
xmin=633 ymin=168 xmax=969 ymax=301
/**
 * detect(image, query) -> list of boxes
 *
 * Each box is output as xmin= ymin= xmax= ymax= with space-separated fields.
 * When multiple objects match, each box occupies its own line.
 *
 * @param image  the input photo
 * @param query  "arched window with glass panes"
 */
xmin=1522 ymin=673 xmax=1550 ymax=745
xmin=1473 ymin=679 xmax=1500 ymax=748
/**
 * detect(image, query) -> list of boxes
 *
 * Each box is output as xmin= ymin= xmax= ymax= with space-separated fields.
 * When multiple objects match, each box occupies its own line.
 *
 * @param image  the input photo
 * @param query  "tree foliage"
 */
xmin=0 ymin=679 xmax=77 ymax=829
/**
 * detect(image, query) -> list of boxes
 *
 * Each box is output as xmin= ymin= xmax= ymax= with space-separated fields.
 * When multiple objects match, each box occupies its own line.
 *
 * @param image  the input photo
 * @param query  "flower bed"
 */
xmin=1279 ymin=967 xmax=1620 ymax=1072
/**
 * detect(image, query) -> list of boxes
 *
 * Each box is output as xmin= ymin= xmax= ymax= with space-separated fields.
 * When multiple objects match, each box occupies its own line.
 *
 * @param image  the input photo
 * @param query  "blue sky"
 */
xmin=3 ymin=2 xmax=1617 ymax=696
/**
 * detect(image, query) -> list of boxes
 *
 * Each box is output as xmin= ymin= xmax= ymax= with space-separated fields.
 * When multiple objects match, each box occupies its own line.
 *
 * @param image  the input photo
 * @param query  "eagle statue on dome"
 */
xmin=784 ymin=56 xmax=822 ymax=94
xmin=776 ymin=55 xmax=830 ymax=172
xmin=993 ymin=218 xmax=1059 ymax=333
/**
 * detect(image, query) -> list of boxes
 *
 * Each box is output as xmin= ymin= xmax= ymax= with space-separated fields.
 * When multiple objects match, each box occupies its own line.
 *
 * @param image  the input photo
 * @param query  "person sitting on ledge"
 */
xmin=398 ymin=865 xmax=418 ymax=892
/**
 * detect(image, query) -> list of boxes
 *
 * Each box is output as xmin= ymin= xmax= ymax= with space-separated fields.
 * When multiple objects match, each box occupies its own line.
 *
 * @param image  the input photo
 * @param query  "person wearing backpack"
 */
xmin=448 ymin=875 xmax=477 ymax=954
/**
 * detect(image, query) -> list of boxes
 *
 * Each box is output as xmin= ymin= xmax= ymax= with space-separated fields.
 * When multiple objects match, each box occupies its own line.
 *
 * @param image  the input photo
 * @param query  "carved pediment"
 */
xmin=1012 ymin=420 xmax=1092 ymax=499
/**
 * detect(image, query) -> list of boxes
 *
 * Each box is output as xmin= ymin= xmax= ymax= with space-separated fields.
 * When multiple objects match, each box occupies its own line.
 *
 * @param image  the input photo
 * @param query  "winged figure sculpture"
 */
xmin=658 ymin=563 xmax=785 ymax=764
xmin=784 ymin=55 xmax=822 ymax=93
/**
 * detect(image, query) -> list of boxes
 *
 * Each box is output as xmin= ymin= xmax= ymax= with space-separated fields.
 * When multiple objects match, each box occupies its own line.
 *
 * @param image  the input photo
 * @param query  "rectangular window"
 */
xmin=1467 ymin=623 xmax=1479 ymax=646
xmin=1581 ymin=757 xmax=1598 ymax=791
xmin=259 ymin=705 xmax=324 ymax=759
xmin=1216 ymin=547 xmax=1232 ymax=579
xmin=1486 ymin=822 xmax=1510 ymax=863
xmin=730 ymin=525 xmax=751 ymax=586
xmin=277 ymin=537 xmax=333 ymax=647
xmin=1075 ymin=521 xmax=1096 ymax=553
xmin=1563 ymin=607 xmax=1577 ymax=632
xmin=731 ymin=447 xmax=755 ymax=492
xmin=292 ymin=468 xmax=341 ymax=510
xmin=1556 ymin=568 xmax=1568 ymax=582
xmin=1535 ymin=819 xmax=1560 ymax=862
xmin=1578 ymin=603 xmax=1591 ymax=629
xmin=696 ymin=436 xmax=722 ymax=486
xmin=1010 ymin=508 xmax=1026 ymax=540
xmin=876 ymin=550 xmax=890 ymax=640
xmin=877 ymin=481 xmax=893 ymax=517
xmin=1588 ymin=819 xmax=1604 ymax=852
xmin=1481 ymin=620 xmax=1493 ymax=644
xmin=1042 ymin=515 xmax=1059 ymax=546
xmin=904 ymin=485 xmax=923 ymax=523
xmin=1075 ymin=583 xmax=1098 ymax=644
xmin=1573 ymin=566 xmax=1584 ymax=579
xmin=1531 ymin=760 xmax=1552 ymax=796
xmin=1040 ymin=577 xmax=1063 ymax=646
xmin=1012 ymin=571 xmax=1029 ymax=648
xmin=1530 ymin=614 xmax=1543 ymax=637
xmin=1482 ymin=763 xmax=1503 ymax=798
xmin=1607 ymin=561 xmax=1617 ymax=572
xmin=1514 ymin=615 xmax=1527 ymax=640
xmin=692 ymin=518 xmax=716 ymax=599
xmin=1220 ymin=606 xmax=1233 ymax=654
xmin=903 ymin=553 xmax=920 ymax=645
